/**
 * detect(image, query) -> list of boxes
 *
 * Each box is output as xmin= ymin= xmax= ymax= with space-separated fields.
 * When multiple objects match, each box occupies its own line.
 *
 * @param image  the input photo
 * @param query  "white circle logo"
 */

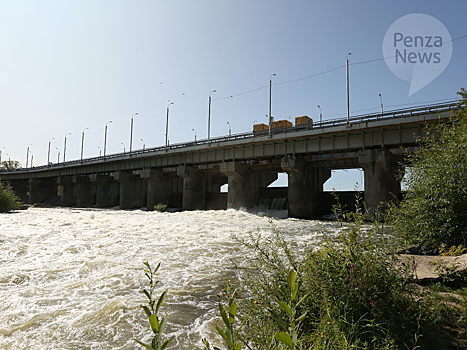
xmin=383 ymin=13 xmax=452 ymax=96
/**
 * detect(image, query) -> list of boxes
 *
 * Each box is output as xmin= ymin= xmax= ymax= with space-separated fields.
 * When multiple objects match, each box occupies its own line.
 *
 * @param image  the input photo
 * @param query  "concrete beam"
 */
xmin=177 ymin=166 xmax=205 ymax=210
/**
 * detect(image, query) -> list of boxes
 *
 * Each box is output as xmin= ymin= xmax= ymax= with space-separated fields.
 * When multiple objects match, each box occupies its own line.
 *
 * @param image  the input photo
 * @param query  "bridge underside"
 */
xmin=5 ymin=147 xmax=403 ymax=219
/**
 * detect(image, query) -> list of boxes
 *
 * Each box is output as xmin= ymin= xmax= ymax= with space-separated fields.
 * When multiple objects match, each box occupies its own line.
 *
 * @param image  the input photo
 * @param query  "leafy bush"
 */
xmin=390 ymin=89 xmax=467 ymax=251
xmin=235 ymin=200 xmax=423 ymax=349
xmin=233 ymin=223 xmax=300 ymax=349
xmin=0 ymin=160 xmax=21 ymax=170
xmin=299 ymin=204 xmax=421 ymax=349
xmin=154 ymin=203 xmax=168 ymax=212
xmin=0 ymin=181 xmax=21 ymax=212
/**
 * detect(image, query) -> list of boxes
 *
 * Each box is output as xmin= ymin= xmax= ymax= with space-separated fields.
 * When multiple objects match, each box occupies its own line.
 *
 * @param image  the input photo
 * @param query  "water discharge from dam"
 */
xmin=0 ymin=207 xmax=339 ymax=349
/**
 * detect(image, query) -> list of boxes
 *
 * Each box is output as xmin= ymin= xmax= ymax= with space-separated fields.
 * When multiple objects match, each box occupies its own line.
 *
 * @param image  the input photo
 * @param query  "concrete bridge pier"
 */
xmin=90 ymin=174 xmax=119 ymax=208
xmin=7 ymin=179 xmax=29 ymax=203
xmin=74 ymin=175 xmax=96 ymax=207
xmin=114 ymin=171 xmax=146 ymax=209
xmin=358 ymin=148 xmax=401 ymax=216
xmin=57 ymin=176 xmax=77 ymax=207
xmin=141 ymin=169 xmax=172 ymax=211
xmin=220 ymin=162 xmax=277 ymax=209
xmin=28 ymin=178 xmax=58 ymax=204
xmin=177 ymin=165 xmax=206 ymax=210
xmin=281 ymin=155 xmax=331 ymax=219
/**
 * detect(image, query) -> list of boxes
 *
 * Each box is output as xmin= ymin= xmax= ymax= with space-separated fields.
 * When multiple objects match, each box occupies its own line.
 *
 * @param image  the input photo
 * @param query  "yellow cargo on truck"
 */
xmin=253 ymin=123 xmax=269 ymax=132
xmin=271 ymin=119 xmax=293 ymax=129
xmin=295 ymin=115 xmax=313 ymax=127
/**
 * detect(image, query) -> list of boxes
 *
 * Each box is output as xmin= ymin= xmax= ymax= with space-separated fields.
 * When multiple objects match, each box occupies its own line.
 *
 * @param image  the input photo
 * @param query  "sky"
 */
xmin=0 ymin=0 xmax=466 ymax=190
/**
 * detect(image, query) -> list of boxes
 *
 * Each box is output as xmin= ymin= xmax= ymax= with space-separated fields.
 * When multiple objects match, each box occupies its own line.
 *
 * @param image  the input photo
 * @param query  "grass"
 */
xmin=154 ymin=203 xmax=168 ymax=212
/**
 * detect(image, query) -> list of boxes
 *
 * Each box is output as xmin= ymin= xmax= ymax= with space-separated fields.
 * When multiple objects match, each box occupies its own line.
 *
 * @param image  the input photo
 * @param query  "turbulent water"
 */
xmin=0 ymin=207 xmax=339 ymax=349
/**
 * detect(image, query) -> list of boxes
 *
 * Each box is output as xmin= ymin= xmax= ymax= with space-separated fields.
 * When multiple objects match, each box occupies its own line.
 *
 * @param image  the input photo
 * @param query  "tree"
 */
xmin=0 ymin=160 xmax=21 ymax=170
xmin=391 ymin=89 xmax=467 ymax=251
xmin=0 ymin=181 xmax=21 ymax=212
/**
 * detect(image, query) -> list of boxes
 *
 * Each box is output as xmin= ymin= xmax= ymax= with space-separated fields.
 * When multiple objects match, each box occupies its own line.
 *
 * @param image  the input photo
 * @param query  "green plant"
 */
xmin=301 ymin=202 xmax=419 ymax=349
xmin=0 ymin=181 xmax=21 ymax=213
xmin=439 ymin=244 xmax=466 ymax=257
xmin=234 ymin=223 xmax=302 ymax=349
xmin=135 ymin=262 xmax=173 ymax=350
xmin=235 ymin=195 xmax=427 ymax=349
xmin=154 ymin=203 xmax=168 ymax=212
xmin=274 ymin=269 xmax=310 ymax=350
xmin=216 ymin=288 xmax=248 ymax=350
xmin=390 ymin=89 xmax=467 ymax=251
xmin=0 ymin=160 xmax=21 ymax=170
xmin=199 ymin=285 xmax=249 ymax=350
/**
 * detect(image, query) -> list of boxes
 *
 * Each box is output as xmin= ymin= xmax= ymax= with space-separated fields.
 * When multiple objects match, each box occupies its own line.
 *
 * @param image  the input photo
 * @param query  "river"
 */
xmin=0 ymin=207 xmax=338 ymax=349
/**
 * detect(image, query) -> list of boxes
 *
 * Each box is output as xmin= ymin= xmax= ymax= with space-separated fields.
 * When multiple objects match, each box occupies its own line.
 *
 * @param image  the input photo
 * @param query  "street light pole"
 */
xmin=130 ymin=113 xmax=138 ymax=153
xmin=81 ymin=127 xmax=89 ymax=162
xmin=26 ymin=144 xmax=32 ymax=168
xmin=104 ymin=120 xmax=112 ymax=158
xmin=227 ymin=121 xmax=231 ymax=137
xmin=269 ymin=73 xmax=276 ymax=136
xmin=141 ymin=139 xmax=145 ymax=151
xmin=346 ymin=53 xmax=351 ymax=125
xmin=208 ymin=90 xmax=216 ymax=141
xmin=98 ymin=146 xmax=101 ymax=157
xmin=379 ymin=93 xmax=383 ymax=117
xmin=56 ymin=148 xmax=60 ymax=164
xmin=192 ymin=129 xmax=197 ymax=142
xmin=166 ymin=101 xmax=174 ymax=148
xmin=121 ymin=142 xmax=126 ymax=153
xmin=63 ymin=133 xmax=71 ymax=163
xmin=47 ymin=138 xmax=55 ymax=167
xmin=318 ymin=105 xmax=322 ymax=124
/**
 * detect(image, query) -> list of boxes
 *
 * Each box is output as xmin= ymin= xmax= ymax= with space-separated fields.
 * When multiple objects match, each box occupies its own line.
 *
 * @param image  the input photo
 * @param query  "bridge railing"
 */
xmin=252 ymin=100 xmax=461 ymax=136
xmin=1 ymin=100 xmax=462 ymax=173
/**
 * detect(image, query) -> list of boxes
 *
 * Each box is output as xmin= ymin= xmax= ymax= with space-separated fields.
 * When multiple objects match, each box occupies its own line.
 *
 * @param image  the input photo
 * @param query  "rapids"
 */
xmin=0 ymin=207 xmax=338 ymax=349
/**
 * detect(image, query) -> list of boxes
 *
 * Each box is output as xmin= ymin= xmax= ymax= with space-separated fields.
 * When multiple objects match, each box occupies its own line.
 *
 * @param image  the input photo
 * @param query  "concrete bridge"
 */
xmin=0 ymin=101 xmax=460 ymax=219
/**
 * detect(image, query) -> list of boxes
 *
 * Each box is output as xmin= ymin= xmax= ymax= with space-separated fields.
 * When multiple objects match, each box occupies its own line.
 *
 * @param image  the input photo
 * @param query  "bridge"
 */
xmin=0 ymin=101 xmax=460 ymax=219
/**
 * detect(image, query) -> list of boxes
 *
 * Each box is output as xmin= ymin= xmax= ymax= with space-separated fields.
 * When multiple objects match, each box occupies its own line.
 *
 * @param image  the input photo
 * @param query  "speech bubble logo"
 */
xmin=383 ymin=13 xmax=452 ymax=96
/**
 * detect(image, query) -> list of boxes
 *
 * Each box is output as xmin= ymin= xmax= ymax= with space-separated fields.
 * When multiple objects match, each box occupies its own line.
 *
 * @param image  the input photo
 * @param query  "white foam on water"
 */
xmin=0 ymin=208 xmax=338 ymax=349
